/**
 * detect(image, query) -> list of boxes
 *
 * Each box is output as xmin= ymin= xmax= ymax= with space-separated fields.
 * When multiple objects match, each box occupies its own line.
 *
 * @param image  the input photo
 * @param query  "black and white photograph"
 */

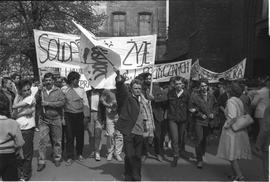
xmin=0 ymin=0 xmax=269 ymax=181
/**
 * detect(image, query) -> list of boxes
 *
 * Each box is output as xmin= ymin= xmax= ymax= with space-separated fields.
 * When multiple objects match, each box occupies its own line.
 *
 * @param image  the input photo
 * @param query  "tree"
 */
xmin=0 ymin=1 xmax=106 ymax=79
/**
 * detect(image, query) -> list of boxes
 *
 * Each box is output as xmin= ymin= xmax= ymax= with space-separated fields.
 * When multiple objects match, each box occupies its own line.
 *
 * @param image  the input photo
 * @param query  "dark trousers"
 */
xmin=123 ymin=134 xmax=144 ymax=181
xmin=18 ymin=128 xmax=34 ymax=180
xmin=169 ymin=120 xmax=186 ymax=157
xmin=65 ymin=112 xmax=84 ymax=159
xmin=194 ymin=124 xmax=210 ymax=162
xmin=153 ymin=119 xmax=163 ymax=155
xmin=62 ymin=125 xmax=67 ymax=157
xmin=0 ymin=153 xmax=18 ymax=181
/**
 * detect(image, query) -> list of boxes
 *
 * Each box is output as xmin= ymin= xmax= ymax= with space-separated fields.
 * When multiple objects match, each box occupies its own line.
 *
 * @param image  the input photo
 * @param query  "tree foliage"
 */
xmin=0 ymin=1 xmax=106 ymax=78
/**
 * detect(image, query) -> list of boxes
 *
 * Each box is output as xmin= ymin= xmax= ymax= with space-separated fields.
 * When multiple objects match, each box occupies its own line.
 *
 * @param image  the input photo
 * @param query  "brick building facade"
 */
xmin=166 ymin=0 xmax=269 ymax=77
xmin=95 ymin=1 xmax=167 ymax=60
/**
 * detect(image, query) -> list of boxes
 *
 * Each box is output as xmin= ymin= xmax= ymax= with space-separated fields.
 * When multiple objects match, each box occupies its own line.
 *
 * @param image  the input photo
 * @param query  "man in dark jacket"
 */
xmin=189 ymin=78 xmax=217 ymax=169
xmin=114 ymin=68 xmax=145 ymax=181
xmin=167 ymin=76 xmax=190 ymax=167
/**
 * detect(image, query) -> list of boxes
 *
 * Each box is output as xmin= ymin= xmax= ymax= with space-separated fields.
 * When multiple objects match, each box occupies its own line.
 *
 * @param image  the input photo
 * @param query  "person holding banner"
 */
xmin=35 ymin=73 xmax=65 ymax=171
xmin=167 ymin=76 xmax=190 ymax=167
xmin=64 ymin=71 xmax=90 ymax=165
xmin=189 ymin=78 xmax=218 ymax=169
xmin=114 ymin=68 xmax=146 ymax=181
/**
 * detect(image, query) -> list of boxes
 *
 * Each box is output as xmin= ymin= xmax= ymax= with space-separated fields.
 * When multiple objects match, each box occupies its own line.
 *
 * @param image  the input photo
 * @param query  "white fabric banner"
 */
xmin=34 ymin=22 xmax=157 ymax=90
xmin=74 ymin=21 xmax=157 ymax=89
xmin=122 ymin=59 xmax=192 ymax=83
xmin=191 ymin=58 xmax=246 ymax=83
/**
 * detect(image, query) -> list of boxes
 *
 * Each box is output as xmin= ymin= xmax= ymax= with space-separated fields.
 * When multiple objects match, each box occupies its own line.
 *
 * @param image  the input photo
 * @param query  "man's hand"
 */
xmin=113 ymin=66 xmax=120 ymax=75
xmin=209 ymin=113 xmax=214 ymax=119
xmin=202 ymin=114 xmax=207 ymax=119
xmin=189 ymin=108 xmax=196 ymax=113
xmin=41 ymin=101 xmax=49 ymax=106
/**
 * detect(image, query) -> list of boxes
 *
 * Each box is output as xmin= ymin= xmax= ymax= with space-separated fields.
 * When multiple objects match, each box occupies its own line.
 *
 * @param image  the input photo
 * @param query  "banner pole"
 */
xmin=150 ymin=64 xmax=155 ymax=95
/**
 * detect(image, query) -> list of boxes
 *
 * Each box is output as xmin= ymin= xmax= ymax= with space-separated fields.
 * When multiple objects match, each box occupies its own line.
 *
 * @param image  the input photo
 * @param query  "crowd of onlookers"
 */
xmin=0 ymin=71 xmax=269 ymax=181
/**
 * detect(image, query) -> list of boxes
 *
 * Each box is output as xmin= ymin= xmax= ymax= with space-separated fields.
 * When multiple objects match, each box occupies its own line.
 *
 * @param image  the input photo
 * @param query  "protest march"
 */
xmin=0 ymin=4 xmax=269 ymax=181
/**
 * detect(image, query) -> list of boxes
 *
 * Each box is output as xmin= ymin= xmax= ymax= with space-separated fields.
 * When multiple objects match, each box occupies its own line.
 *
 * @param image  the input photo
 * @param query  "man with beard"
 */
xmin=189 ymin=78 xmax=217 ymax=169
xmin=36 ymin=72 xmax=65 ymax=171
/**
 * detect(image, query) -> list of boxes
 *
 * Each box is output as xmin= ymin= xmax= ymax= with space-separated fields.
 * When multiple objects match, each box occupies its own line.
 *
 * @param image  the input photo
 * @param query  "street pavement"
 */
xmin=29 ymin=131 xmax=265 ymax=181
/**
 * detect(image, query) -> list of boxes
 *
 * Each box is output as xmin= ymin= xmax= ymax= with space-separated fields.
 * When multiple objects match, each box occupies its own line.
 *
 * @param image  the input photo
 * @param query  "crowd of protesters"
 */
xmin=0 ymin=70 xmax=269 ymax=181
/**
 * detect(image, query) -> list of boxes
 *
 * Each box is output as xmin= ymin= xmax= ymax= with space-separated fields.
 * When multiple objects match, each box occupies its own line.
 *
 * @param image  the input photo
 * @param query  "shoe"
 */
xmin=78 ymin=155 xmax=84 ymax=161
xmin=107 ymin=153 xmax=113 ymax=161
xmin=89 ymin=151 xmax=95 ymax=158
xmin=37 ymin=163 xmax=46 ymax=172
xmin=171 ymin=157 xmax=178 ymax=167
xmin=233 ymin=176 xmax=245 ymax=182
xmin=54 ymin=160 xmax=61 ymax=167
xmin=115 ymin=154 xmax=123 ymax=162
xmin=202 ymin=155 xmax=207 ymax=162
xmin=95 ymin=152 xmax=101 ymax=161
xmin=65 ymin=158 xmax=73 ymax=166
xmin=141 ymin=155 xmax=147 ymax=162
xmin=19 ymin=178 xmax=26 ymax=182
xmin=156 ymin=154 xmax=163 ymax=162
xmin=197 ymin=161 xmax=203 ymax=169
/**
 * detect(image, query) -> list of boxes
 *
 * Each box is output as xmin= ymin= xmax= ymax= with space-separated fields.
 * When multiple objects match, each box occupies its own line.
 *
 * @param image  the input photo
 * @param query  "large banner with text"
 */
xmin=190 ymin=58 xmax=246 ymax=83
xmin=34 ymin=26 xmax=157 ymax=90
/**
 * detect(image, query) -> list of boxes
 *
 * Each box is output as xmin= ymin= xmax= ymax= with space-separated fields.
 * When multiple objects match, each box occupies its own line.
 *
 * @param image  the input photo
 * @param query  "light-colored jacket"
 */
xmin=252 ymin=87 xmax=270 ymax=118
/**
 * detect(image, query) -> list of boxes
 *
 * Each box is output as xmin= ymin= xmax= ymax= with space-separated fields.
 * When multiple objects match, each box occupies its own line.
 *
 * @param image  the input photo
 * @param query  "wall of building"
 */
xmin=96 ymin=1 xmax=167 ymax=60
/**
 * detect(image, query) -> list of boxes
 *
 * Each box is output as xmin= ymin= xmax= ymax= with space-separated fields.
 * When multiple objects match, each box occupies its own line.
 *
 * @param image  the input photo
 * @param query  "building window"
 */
xmin=138 ymin=12 xmax=152 ymax=35
xmin=112 ymin=12 xmax=126 ymax=36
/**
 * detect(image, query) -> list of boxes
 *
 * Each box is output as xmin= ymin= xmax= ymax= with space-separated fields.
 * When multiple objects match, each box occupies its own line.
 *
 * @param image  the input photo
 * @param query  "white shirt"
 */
xmin=91 ymin=91 xmax=99 ymax=111
xmin=176 ymin=89 xmax=184 ymax=98
xmin=15 ymin=95 xmax=36 ymax=130
xmin=73 ymin=87 xmax=90 ymax=117
xmin=252 ymin=87 xmax=270 ymax=118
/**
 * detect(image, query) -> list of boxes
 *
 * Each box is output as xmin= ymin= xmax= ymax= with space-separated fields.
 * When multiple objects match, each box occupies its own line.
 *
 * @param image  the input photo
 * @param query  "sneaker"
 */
xmin=89 ymin=151 xmax=95 ymax=158
xmin=54 ymin=160 xmax=61 ymax=167
xmin=95 ymin=152 xmax=101 ymax=161
xmin=115 ymin=154 xmax=123 ymax=162
xmin=156 ymin=154 xmax=163 ymax=162
xmin=37 ymin=163 xmax=46 ymax=172
xmin=65 ymin=158 xmax=73 ymax=166
xmin=107 ymin=153 xmax=113 ymax=161
xmin=141 ymin=155 xmax=147 ymax=162
xmin=197 ymin=161 xmax=203 ymax=169
xmin=171 ymin=157 xmax=178 ymax=167
xmin=78 ymin=155 xmax=84 ymax=161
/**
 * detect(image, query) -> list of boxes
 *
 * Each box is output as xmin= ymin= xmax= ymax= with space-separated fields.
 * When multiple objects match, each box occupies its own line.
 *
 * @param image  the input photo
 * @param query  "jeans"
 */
xmin=18 ymin=128 xmax=34 ymax=180
xmin=194 ymin=124 xmax=210 ymax=162
xmin=65 ymin=112 xmax=84 ymax=159
xmin=169 ymin=120 xmax=186 ymax=157
xmin=87 ymin=111 xmax=102 ymax=154
xmin=106 ymin=119 xmax=123 ymax=155
xmin=123 ymin=134 xmax=144 ymax=181
xmin=38 ymin=117 xmax=62 ymax=164
xmin=0 ymin=153 xmax=18 ymax=181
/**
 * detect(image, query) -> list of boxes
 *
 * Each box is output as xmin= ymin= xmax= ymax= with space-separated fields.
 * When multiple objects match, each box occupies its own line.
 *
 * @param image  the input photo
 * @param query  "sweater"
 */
xmin=0 ymin=116 xmax=24 ymax=154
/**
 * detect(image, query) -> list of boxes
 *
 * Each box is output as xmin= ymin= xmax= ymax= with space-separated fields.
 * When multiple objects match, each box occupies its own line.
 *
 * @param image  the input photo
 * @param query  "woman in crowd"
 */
xmin=100 ymin=89 xmax=123 ymax=161
xmin=217 ymin=82 xmax=252 ymax=181
xmin=0 ymin=88 xmax=24 ymax=181
xmin=13 ymin=79 xmax=36 ymax=181
xmin=64 ymin=71 xmax=90 ymax=165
